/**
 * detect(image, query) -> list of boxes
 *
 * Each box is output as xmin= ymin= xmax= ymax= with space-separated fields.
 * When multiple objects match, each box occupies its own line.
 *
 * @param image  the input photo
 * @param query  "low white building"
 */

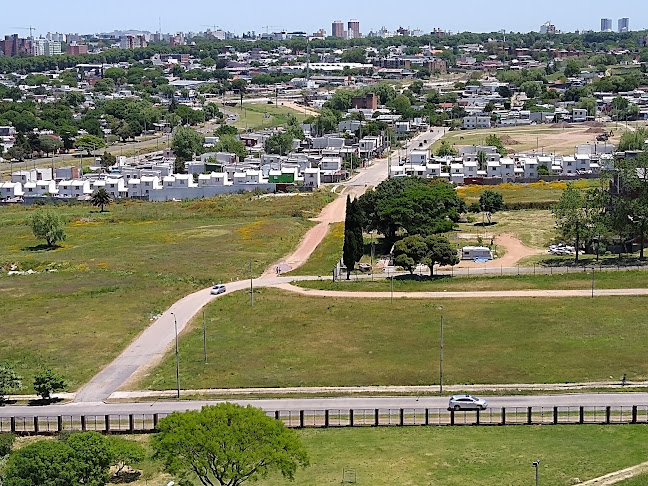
xmin=463 ymin=115 xmax=492 ymax=129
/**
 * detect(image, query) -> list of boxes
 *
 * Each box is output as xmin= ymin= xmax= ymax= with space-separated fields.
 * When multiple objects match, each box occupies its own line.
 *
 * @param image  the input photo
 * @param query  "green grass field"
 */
xmin=297 ymin=269 xmax=648 ymax=292
xmin=457 ymin=180 xmax=603 ymax=205
xmin=219 ymin=102 xmax=309 ymax=131
xmin=138 ymin=288 xmax=648 ymax=390
xmin=287 ymin=222 xmax=344 ymax=276
xmin=0 ymin=192 xmax=333 ymax=392
xmin=25 ymin=426 xmax=648 ymax=486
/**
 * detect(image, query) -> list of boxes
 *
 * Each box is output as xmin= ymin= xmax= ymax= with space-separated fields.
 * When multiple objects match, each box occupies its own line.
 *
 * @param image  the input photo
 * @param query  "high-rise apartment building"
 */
xmin=32 ymin=38 xmax=62 ymax=56
xmin=540 ymin=21 xmax=556 ymax=34
xmin=618 ymin=18 xmax=630 ymax=32
xmin=332 ymin=21 xmax=344 ymax=38
xmin=601 ymin=18 xmax=613 ymax=32
xmin=0 ymin=34 xmax=32 ymax=57
xmin=348 ymin=20 xmax=360 ymax=39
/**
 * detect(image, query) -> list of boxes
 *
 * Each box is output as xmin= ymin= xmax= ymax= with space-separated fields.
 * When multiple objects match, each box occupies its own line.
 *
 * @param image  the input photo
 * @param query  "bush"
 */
xmin=0 ymin=433 xmax=15 ymax=457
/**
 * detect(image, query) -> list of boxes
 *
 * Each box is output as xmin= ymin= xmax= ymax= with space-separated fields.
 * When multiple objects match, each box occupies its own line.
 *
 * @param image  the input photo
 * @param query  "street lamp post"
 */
xmin=170 ymin=312 xmax=180 ymax=398
xmin=439 ymin=306 xmax=444 ymax=394
xmin=533 ymin=460 xmax=540 ymax=486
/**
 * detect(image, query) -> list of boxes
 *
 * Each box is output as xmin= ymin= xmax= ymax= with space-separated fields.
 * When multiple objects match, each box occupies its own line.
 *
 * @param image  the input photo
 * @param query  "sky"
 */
xmin=1 ymin=0 xmax=647 ymax=39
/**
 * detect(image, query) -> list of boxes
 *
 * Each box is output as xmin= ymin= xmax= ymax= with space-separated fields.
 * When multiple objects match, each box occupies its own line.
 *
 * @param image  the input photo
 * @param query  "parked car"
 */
xmin=210 ymin=284 xmax=226 ymax=295
xmin=448 ymin=394 xmax=488 ymax=411
xmin=358 ymin=263 xmax=372 ymax=272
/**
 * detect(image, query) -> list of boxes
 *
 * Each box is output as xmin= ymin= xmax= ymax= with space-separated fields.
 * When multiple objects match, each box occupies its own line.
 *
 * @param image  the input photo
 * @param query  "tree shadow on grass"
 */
xmin=21 ymin=244 xmax=60 ymax=252
xmin=27 ymin=397 xmax=64 ymax=407
xmin=111 ymin=471 xmax=142 ymax=484
xmin=393 ymin=273 xmax=451 ymax=282
xmin=473 ymin=222 xmax=498 ymax=227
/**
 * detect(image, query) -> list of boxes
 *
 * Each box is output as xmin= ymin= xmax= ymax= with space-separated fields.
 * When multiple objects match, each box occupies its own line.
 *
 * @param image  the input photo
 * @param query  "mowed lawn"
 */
xmin=94 ymin=426 xmax=648 ymax=486
xmin=220 ymin=102 xmax=309 ymax=131
xmin=139 ymin=288 xmax=648 ymax=390
xmin=297 ymin=270 xmax=648 ymax=292
xmin=0 ymin=192 xmax=333 ymax=392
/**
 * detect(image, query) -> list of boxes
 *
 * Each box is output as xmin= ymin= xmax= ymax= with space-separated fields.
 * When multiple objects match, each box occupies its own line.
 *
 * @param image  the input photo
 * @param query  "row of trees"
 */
xmin=0 ymin=362 xmax=66 ymax=402
xmin=553 ymin=153 xmax=648 ymax=261
xmin=0 ymin=404 xmax=308 ymax=486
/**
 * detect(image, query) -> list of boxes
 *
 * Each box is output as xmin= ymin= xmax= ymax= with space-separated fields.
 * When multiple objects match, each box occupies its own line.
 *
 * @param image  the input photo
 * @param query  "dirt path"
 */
xmin=275 ymin=283 xmax=648 ymax=299
xmin=280 ymin=101 xmax=320 ymax=117
xmin=446 ymin=234 xmax=544 ymax=270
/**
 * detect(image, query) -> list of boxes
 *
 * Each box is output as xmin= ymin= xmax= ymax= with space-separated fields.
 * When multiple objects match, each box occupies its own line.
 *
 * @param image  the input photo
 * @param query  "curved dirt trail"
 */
xmin=445 ymin=234 xmax=543 ymax=270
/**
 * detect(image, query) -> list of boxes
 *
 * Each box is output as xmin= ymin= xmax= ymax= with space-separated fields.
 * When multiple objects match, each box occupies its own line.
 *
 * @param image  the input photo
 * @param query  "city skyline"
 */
xmin=0 ymin=0 xmax=645 ymax=39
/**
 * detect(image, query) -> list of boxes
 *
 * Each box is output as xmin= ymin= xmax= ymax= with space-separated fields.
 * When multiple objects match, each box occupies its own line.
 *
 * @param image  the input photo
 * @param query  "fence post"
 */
xmin=274 ymin=410 xmax=280 ymax=421
xmin=632 ymin=406 xmax=638 ymax=424
xmin=553 ymin=407 xmax=558 ymax=425
xmin=606 ymin=406 xmax=611 ymax=424
xmin=501 ymin=407 xmax=506 ymax=425
xmin=10 ymin=417 xmax=16 ymax=434
xmin=579 ymin=407 xmax=584 ymax=424
xmin=527 ymin=407 xmax=533 ymax=425
xmin=57 ymin=416 xmax=63 ymax=433
xmin=153 ymin=414 xmax=159 ymax=430
xmin=81 ymin=415 xmax=86 ymax=431
xmin=400 ymin=409 xmax=405 ymax=426
xmin=425 ymin=408 xmax=430 ymax=426
xmin=128 ymin=414 xmax=135 ymax=432
xmin=450 ymin=410 xmax=455 ymax=426
xmin=299 ymin=411 xmax=305 ymax=428
xmin=324 ymin=410 xmax=329 ymax=428
xmin=349 ymin=410 xmax=354 ymax=427
xmin=104 ymin=415 xmax=110 ymax=433
xmin=534 ymin=264 xmax=536 ymax=275
xmin=375 ymin=409 xmax=379 ymax=427
xmin=476 ymin=409 xmax=480 ymax=425
xmin=33 ymin=417 xmax=39 ymax=435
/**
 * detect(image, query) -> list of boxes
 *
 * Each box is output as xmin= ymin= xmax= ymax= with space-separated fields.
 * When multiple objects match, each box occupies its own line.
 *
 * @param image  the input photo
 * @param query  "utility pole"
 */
xmin=533 ymin=461 xmax=540 ymax=486
xmin=250 ymin=258 xmax=254 ymax=306
xmin=439 ymin=306 xmax=444 ymax=395
xmin=171 ymin=312 xmax=180 ymax=398
xmin=203 ymin=311 xmax=207 ymax=364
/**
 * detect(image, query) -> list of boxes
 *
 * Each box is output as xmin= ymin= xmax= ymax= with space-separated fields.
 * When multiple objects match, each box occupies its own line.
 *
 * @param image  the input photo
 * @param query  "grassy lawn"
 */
xmin=618 ymin=473 xmax=648 ymax=485
xmin=287 ymin=222 xmax=343 ymax=276
xmin=21 ymin=426 xmax=648 ymax=485
xmin=296 ymin=269 xmax=648 ymax=292
xmin=138 ymin=288 xmax=648 ymax=390
xmin=219 ymin=102 xmax=309 ymax=131
xmin=0 ymin=192 xmax=334 ymax=392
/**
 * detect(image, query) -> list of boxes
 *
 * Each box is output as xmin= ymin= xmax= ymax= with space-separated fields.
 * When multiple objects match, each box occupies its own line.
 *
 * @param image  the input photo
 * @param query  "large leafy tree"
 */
xmin=359 ymin=178 xmax=464 ymax=239
xmin=612 ymin=153 xmax=648 ymax=259
xmin=423 ymin=235 xmax=460 ymax=275
xmin=214 ymin=134 xmax=247 ymax=161
xmin=552 ymin=183 xmax=593 ymax=262
xmin=152 ymin=403 xmax=309 ymax=486
xmin=33 ymin=368 xmax=66 ymax=401
xmin=479 ymin=190 xmax=505 ymax=224
xmin=30 ymin=210 xmax=66 ymax=248
xmin=171 ymin=126 xmax=205 ymax=162
xmin=393 ymin=235 xmax=428 ymax=274
xmin=74 ymin=134 xmax=106 ymax=155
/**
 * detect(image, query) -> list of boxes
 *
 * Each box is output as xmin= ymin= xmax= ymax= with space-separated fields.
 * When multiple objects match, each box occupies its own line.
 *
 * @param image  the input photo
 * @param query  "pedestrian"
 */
xmin=622 ymin=374 xmax=627 ymax=386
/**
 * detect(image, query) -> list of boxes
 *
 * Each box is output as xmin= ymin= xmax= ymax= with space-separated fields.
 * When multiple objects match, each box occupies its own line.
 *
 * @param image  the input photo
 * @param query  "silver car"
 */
xmin=448 ymin=394 xmax=488 ymax=411
xmin=210 ymin=284 xmax=226 ymax=295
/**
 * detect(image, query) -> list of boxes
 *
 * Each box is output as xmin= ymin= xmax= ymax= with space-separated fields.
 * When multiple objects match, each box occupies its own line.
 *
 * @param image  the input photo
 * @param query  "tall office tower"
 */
xmin=348 ymin=20 xmax=360 ymax=39
xmin=601 ymin=18 xmax=613 ymax=32
xmin=332 ymin=21 xmax=345 ymax=38
xmin=618 ymin=18 xmax=630 ymax=32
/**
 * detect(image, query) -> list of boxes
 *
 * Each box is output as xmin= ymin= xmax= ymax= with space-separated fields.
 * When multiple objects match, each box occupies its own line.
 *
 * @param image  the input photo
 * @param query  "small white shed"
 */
xmin=462 ymin=246 xmax=493 ymax=261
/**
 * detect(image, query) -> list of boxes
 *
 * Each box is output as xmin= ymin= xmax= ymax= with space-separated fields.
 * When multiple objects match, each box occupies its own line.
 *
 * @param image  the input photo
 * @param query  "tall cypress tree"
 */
xmin=343 ymin=195 xmax=363 ymax=279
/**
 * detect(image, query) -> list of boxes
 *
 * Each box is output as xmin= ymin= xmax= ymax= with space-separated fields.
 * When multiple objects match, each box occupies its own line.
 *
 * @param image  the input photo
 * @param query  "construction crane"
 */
xmin=201 ymin=24 xmax=220 ymax=32
xmin=11 ymin=26 xmax=36 ymax=38
xmin=261 ymin=25 xmax=281 ymax=34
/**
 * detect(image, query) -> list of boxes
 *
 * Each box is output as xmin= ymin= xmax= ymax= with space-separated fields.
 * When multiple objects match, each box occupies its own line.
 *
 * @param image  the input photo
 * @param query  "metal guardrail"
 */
xmin=1 ymin=406 xmax=647 ymax=435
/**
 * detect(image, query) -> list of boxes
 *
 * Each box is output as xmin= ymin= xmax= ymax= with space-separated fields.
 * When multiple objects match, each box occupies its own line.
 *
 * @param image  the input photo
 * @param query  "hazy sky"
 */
xmin=1 ymin=0 xmax=646 ymax=38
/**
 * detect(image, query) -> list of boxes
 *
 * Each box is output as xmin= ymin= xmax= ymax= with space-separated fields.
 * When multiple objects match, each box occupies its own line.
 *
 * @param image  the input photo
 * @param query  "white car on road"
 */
xmin=210 ymin=284 xmax=226 ymax=295
xmin=448 ymin=394 xmax=488 ymax=411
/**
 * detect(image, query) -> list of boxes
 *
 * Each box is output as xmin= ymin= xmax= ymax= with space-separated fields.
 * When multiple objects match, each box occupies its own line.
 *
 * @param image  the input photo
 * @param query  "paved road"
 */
xmin=3 ymin=393 xmax=648 ymax=417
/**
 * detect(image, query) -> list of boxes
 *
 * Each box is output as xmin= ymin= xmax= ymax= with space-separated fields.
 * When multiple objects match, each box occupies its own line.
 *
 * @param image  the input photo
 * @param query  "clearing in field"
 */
xmin=219 ymin=102 xmax=310 ymax=131
xmin=0 ymin=192 xmax=333 ymax=392
xmin=429 ymin=124 xmax=623 ymax=156
xmin=138 ymin=288 xmax=648 ymax=390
